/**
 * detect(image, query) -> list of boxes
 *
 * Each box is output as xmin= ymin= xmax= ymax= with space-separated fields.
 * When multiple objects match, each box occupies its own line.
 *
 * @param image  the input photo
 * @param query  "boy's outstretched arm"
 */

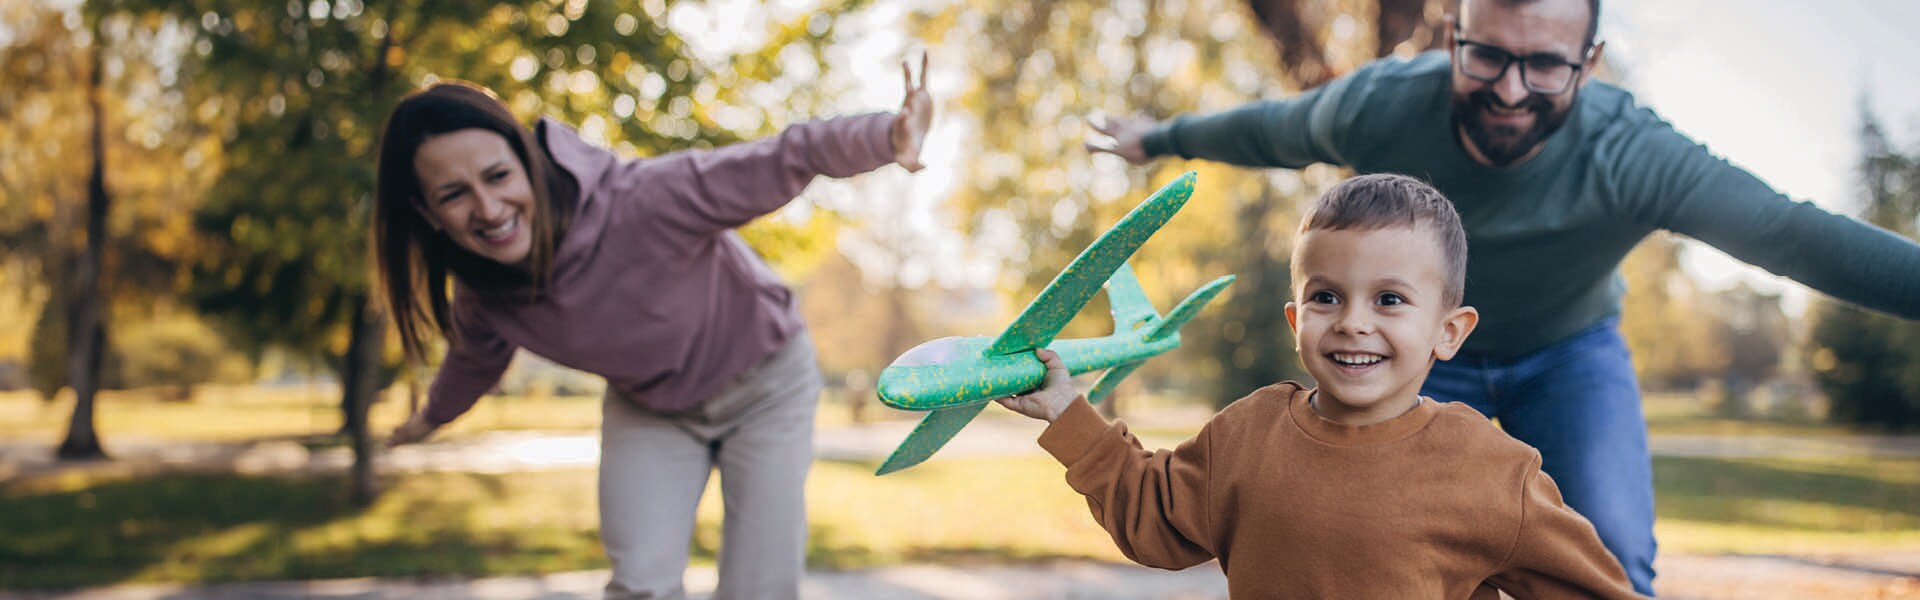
xmin=999 ymin=349 xmax=1218 ymax=570
xmin=1483 ymin=462 xmax=1649 ymax=599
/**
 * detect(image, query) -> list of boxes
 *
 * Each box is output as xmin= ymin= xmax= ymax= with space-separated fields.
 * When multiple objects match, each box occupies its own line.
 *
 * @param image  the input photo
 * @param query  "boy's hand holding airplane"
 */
xmin=997 ymin=349 xmax=1082 ymax=422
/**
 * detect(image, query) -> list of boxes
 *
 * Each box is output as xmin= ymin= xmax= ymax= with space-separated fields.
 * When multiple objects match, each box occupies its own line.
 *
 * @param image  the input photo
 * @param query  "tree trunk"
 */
xmin=1375 ymin=0 xmax=1442 ymax=57
xmin=58 ymin=34 xmax=110 ymax=461
xmin=1245 ymin=0 xmax=1334 ymax=88
xmin=340 ymin=296 xmax=386 ymax=505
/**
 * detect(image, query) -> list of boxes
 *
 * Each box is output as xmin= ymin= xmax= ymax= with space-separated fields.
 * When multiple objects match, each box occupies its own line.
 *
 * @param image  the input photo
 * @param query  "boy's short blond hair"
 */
xmin=1295 ymin=173 xmax=1469 ymax=307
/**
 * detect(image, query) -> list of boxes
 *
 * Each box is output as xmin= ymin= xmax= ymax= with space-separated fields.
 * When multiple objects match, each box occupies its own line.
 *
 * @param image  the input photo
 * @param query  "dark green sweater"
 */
xmin=1145 ymin=51 xmax=1920 ymax=357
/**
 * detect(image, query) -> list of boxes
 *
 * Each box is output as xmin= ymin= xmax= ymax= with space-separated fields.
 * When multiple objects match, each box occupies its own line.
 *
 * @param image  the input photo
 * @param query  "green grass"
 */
xmin=1651 ymin=454 xmax=1920 ymax=554
xmin=3 ymin=453 xmax=1915 ymax=589
xmin=0 ymin=456 xmax=1119 ymax=589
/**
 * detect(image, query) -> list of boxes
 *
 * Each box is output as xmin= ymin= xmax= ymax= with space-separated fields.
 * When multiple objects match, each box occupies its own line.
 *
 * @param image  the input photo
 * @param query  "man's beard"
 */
xmin=1450 ymin=88 xmax=1572 ymax=166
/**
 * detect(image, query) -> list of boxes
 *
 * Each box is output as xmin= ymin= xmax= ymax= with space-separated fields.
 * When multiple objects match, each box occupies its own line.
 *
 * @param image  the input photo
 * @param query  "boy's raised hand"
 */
xmin=996 ymin=348 xmax=1080 ymax=422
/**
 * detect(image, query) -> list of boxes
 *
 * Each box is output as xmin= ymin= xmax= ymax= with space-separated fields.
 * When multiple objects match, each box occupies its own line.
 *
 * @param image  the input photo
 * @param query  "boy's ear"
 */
xmin=1432 ymin=305 xmax=1479 ymax=361
xmin=1284 ymin=301 xmax=1300 ymax=335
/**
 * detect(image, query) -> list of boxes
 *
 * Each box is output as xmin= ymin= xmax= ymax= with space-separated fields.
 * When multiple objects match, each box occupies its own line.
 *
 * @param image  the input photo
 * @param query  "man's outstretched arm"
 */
xmin=1612 ymin=121 xmax=1920 ymax=318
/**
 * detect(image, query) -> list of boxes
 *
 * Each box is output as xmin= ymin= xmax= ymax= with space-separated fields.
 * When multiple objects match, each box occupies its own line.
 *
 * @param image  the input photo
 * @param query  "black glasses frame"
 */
xmin=1451 ymin=31 xmax=1591 ymax=95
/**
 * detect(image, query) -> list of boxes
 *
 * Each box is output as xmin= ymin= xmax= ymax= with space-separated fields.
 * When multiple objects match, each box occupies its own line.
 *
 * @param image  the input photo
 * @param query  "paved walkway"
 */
xmin=6 ymin=416 xmax=1920 ymax=482
xmin=3 ymin=554 xmax=1916 ymax=599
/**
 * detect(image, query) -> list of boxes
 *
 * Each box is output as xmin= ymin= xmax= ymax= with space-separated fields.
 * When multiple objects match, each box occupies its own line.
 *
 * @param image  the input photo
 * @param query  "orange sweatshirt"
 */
xmin=1038 ymin=382 xmax=1646 ymax=599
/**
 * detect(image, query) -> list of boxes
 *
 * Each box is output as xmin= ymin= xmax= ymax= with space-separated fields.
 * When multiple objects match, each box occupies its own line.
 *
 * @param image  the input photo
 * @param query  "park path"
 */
xmin=5 ymin=414 xmax=1920 ymax=481
xmin=2 ymin=554 xmax=1916 ymax=599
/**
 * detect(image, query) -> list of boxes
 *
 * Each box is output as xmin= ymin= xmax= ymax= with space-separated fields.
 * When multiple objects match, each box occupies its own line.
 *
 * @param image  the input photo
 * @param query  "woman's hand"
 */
xmin=891 ymin=51 xmax=933 ymax=172
xmin=385 ymin=410 xmax=439 ymax=448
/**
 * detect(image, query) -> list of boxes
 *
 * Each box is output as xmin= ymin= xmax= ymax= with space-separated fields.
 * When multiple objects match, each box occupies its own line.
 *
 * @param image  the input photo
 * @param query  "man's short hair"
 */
xmin=1296 ymin=173 xmax=1469 ymax=307
xmin=1467 ymin=0 xmax=1602 ymax=50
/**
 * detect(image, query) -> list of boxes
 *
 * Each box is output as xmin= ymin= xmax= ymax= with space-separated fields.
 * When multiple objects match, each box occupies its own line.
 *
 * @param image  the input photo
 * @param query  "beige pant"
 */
xmin=599 ymin=332 xmax=821 ymax=600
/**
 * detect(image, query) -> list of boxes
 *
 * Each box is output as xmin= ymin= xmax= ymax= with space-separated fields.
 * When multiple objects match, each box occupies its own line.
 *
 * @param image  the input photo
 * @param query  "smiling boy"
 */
xmin=1000 ymin=174 xmax=1644 ymax=598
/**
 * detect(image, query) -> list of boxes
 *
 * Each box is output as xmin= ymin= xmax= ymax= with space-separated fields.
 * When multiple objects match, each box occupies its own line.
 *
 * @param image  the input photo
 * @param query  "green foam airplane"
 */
xmin=873 ymin=171 xmax=1236 ymax=475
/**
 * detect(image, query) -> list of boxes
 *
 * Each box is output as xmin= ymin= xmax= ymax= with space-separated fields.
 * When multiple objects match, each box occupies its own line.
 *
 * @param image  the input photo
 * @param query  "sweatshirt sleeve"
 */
xmin=1140 ymin=66 xmax=1367 ymax=169
xmin=1483 ymin=462 xmax=1647 ymax=599
xmin=633 ymin=112 xmax=896 ymax=248
xmin=1037 ymin=396 xmax=1217 ymax=569
xmin=423 ymin=293 xmax=518 ymax=426
xmin=1606 ymin=117 xmax=1920 ymax=319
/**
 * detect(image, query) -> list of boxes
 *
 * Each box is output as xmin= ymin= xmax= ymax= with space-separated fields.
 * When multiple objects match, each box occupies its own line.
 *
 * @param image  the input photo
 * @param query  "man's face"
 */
xmin=1447 ymin=0 xmax=1600 ymax=166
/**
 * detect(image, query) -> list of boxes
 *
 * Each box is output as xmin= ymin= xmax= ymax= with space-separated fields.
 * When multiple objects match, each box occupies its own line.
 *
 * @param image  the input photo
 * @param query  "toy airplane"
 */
xmin=873 ymin=171 xmax=1235 ymax=475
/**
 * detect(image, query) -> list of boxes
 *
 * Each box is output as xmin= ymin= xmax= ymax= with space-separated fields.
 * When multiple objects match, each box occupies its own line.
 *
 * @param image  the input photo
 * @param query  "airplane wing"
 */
xmin=980 ymin=172 xmax=1196 ymax=357
xmin=1086 ymin=273 xmax=1236 ymax=403
xmin=874 ymin=402 xmax=989 ymax=476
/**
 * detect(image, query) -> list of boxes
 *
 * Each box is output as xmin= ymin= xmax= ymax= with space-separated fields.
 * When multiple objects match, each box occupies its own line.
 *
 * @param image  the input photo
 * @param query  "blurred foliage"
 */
xmin=1807 ymin=104 xmax=1920 ymax=431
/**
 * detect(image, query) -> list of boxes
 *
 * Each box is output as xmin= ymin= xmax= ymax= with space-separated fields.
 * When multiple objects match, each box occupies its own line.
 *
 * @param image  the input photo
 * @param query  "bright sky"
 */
xmin=1604 ymin=0 xmax=1920 ymax=314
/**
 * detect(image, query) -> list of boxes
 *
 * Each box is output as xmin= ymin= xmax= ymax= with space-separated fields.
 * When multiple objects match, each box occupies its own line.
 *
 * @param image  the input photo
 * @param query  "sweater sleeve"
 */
xmin=1037 ymin=396 xmax=1217 ymax=569
xmin=1606 ymin=117 xmax=1920 ymax=318
xmin=1141 ymin=66 xmax=1367 ymax=169
xmin=632 ymin=112 xmax=896 ymax=248
xmin=423 ymin=293 xmax=518 ymax=426
xmin=1483 ymin=462 xmax=1647 ymax=599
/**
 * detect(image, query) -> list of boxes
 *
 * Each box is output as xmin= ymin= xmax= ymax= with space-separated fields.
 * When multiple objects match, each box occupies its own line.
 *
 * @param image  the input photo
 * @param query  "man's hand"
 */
xmin=996 ymin=348 xmax=1080 ymax=422
xmin=385 ymin=410 xmax=439 ymax=448
xmin=1084 ymin=114 xmax=1160 ymax=165
xmin=891 ymin=51 xmax=932 ymax=172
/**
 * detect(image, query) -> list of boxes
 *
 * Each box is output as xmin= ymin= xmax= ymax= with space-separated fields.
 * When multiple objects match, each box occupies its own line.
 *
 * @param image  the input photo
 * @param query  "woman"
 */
xmin=377 ymin=55 xmax=933 ymax=599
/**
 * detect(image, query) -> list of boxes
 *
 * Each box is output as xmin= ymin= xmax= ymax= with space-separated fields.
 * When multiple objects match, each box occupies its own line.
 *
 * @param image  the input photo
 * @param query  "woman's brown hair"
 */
xmin=373 ymin=81 xmax=577 ymax=362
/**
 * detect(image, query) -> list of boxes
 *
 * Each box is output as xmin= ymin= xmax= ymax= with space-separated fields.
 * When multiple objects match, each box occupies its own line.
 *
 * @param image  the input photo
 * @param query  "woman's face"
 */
xmin=412 ymin=128 xmax=536 ymax=267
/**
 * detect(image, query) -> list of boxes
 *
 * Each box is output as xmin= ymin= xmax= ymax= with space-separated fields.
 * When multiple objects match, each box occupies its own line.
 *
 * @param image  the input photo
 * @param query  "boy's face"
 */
xmin=1286 ymin=225 xmax=1479 ymax=425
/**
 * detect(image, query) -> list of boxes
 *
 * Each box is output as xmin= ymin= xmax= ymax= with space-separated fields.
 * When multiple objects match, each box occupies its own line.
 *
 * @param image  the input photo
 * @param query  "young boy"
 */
xmin=999 ymin=174 xmax=1646 ymax=598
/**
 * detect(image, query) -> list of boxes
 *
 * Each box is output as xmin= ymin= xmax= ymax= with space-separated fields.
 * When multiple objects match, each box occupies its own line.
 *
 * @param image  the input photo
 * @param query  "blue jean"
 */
xmin=1420 ymin=316 xmax=1658 ymax=595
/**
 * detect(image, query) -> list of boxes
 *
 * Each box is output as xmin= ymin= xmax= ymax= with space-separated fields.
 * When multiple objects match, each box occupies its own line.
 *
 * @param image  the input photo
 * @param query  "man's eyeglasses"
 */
xmin=1452 ymin=30 xmax=1591 ymax=95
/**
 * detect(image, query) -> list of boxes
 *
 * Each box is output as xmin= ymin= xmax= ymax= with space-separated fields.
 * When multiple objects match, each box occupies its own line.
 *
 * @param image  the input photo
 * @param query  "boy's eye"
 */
xmin=1379 ymin=292 xmax=1406 ymax=306
xmin=1310 ymin=290 xmax=1338 ymax=304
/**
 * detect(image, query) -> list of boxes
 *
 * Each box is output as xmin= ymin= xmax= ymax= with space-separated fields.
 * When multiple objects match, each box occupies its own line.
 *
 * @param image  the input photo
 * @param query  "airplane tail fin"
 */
xmin=1144 ymin=275 xmax=1237 ymax=343
xmin=1104 ymin=263 xmax=1159 ymax=334
xmin=874 ymin=401 xmax=989 ymax=476
xmin=1086 ymin=273 xmax=1237 ymax=404
xmin=1090 ymin=275 xmax=1236 ymax=405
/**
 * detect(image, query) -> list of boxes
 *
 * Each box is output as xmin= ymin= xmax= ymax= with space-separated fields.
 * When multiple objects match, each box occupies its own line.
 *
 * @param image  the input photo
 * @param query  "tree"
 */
xmin=1807 ymin=102 xmax=1920 ymax=431
xmin=2 ymin=1 xmax=208 ymax=457
xmin=1617 ymin=233 xmax=1729 ymax=391
xmin=1706 ymin=283 xmax=1790 ymax=417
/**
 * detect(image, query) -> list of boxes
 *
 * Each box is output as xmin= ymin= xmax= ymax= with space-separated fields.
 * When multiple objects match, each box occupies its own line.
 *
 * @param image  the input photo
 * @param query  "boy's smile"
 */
xmin=1287 ymin=226 xmax=1478 ymax=426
